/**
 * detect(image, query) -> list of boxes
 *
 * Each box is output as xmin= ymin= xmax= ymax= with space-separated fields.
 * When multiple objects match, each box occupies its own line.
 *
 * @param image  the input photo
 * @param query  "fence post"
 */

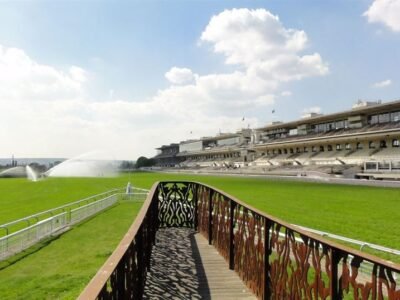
xmin=229 ymin=199 xmax=236 ymax=270
xmin=208 ymin=189 xmax=213 ymax=245
xmin=263 ymin=218 xmax=271 ymax=300
xmin=330 ymin=248 xmax=340 ymax=299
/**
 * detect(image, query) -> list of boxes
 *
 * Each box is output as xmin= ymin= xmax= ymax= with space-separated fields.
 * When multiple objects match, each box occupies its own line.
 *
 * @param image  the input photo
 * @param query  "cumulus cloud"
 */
xmin=0 ymin=9 xmax=329 ymax=159
xmin=364 ymin=0 xmax=400 ymax=32
xmin=165 ymin=67 xmax=196 ymax=85
xmin=200 ymin=8 xmax=328 ymax=79
xmin=372 ymin=79 xmax=392 ymax=88
xmin=0 ymin=45 xmax=86 ymax=101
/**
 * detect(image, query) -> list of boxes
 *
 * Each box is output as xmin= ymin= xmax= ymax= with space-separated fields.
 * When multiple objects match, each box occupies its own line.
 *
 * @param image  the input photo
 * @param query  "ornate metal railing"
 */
xmin=79 ymin=181 xmax=400 ymax=299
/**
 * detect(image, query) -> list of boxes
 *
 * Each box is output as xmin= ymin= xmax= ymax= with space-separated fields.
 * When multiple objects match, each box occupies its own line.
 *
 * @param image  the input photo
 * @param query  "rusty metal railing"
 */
xmin=79 ymin=181 xmax=400 ymax=299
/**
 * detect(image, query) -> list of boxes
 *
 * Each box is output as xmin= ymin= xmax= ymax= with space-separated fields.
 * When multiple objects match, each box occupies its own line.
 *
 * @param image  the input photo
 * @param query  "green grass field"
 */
xmin=0 ymin=172 xmax=399 ymax=299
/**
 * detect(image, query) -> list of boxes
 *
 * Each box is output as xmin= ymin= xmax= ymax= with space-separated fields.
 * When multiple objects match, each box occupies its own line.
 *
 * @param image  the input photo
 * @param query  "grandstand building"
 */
xmin=153 ymin=100 xmax=400 ymax=179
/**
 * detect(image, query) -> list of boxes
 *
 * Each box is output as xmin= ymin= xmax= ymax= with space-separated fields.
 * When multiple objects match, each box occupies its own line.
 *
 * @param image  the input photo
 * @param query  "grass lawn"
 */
xmin=0 ymin=171 xmax=399 ymax=299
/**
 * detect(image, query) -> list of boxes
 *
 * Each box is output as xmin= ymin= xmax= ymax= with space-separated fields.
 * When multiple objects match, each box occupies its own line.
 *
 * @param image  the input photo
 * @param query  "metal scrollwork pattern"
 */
xmin=234 ymin=205 xmax=265 ymax=298
xmin=339 ymin=254 xmax=400 ymax=299
xmin=268 ymin=223 xmax=332 ymax=299
xmin=211 ymin=192 xmax=230 ymax=261
xmin=196 ymin=185 xmax=210 ymax=237
xmin=158 ymin=182 xmax=196 ymax=228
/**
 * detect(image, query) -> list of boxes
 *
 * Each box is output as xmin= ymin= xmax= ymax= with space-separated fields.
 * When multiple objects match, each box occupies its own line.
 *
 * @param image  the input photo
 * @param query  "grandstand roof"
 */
xmin=257 ymin=99 xmax=400 ymax=131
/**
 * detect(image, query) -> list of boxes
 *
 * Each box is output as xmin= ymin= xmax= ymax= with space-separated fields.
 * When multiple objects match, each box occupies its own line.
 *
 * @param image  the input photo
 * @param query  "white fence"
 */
xmin=0 ymin=212 xmax=67 ymax=260
xmin=70 ymin=194 xmax=118 ymax=225
xmin=0 ymin=187 xmax=149 ymax=262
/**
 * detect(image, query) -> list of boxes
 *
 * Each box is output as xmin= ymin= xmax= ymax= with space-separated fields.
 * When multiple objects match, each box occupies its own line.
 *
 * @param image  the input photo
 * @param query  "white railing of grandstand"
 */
xmin=0 ymin=187 xmax=149 ymax=261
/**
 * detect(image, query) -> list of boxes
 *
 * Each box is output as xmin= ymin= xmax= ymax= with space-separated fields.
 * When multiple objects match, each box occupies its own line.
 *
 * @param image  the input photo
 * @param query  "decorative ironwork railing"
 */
xmin=79 ymin=181 xmax=400 ymax=300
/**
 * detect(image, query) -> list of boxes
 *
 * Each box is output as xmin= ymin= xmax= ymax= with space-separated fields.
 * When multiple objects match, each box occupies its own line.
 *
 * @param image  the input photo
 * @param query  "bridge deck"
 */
xmin=143 ymin=228 xmax=256 ymax=300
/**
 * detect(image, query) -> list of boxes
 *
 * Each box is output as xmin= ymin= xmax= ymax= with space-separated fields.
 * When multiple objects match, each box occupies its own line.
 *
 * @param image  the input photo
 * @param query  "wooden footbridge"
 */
xmin=79 ymin=182 xmax=400 ymax=299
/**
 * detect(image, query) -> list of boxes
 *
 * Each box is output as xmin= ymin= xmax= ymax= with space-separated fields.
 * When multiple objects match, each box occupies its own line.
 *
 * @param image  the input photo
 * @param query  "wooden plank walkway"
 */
xmin=143 ymin=228 xmax=256 ymax=300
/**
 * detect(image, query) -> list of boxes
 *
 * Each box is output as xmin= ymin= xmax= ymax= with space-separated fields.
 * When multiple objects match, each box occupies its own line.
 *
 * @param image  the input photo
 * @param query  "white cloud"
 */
xmin=0 ymin=9 xmax=329 ymax=159
xmin=372 ymin=79 xmax=392 ymax=88
xmin=200 ymin=8 xmax=328 ymax=80
xmin=364 ymin=0 xmax=400 ymax=32
xmin=302 ymin=106 xmax=321 ymax=114
xmin=165 ymin=67 xmax=196 ymax=85
xmin=281 ymin=91 xmax=292 ymax=97
xmin=0 ymin=45 xmax=86 ymax=101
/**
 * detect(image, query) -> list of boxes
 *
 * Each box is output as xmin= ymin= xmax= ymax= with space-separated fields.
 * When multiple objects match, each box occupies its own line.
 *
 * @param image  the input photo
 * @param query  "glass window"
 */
xmin=370 ymin=115 xmax=379 ymax=124
xmin=345 ymin=143 xmax=351 ymax=150
xmin=380 ymin=140 xmax=387 ymax=148
xmin=392 ymin=139 xmax=400 ymax=147
xmin=312 ymin=146 xmax=317 ymax=152
xmin=304 ymin=146 xmax=308 ymax=153
xmin=278 ymin=149 xmax=282 ymax=154
xmin=335 ymin=120 xmax=345 ymax=129
xmin=369 ymin=141 xmax=375 ymax=149
xmin=356 ymin=142 xmax=363 ymax=149
xmin=379 ymin=113 xmax=390 ymax=123
xmin=296 ymin=147 xmax=301 ymax=153
xmin=391 ymin=111 xmax=400 ymax=122
xmin=319 ymin=145 xmax=324 ymax=152
xmin=336 ymin=144 xmax=342 ymax=150
xmin=327 ymin=145 xmax=333 ymax=151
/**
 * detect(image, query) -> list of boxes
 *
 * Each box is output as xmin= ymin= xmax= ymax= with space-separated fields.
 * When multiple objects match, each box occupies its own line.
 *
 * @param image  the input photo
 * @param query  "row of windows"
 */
xmin=187 ymin=152 xmax=241 ymax=160
xmin=314 ymin=120 xmax=348 ymax=133
xmin=266 ymin=139 xmax=400 ymax=155
xmin=369 ymin=111 xmax=400 ymax=124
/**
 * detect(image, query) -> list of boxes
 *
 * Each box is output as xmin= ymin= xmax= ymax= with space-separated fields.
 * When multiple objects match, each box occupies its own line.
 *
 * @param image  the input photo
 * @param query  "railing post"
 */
xmin=330 ymin=248 xmax=341 ymax=299
xmin=229 ymin=199 xmax=236 ymax=270
xmin=137 ymin=226 xmax=144 ymax=299
xmin=263 ymin=218 xmax=271 ymax=300
xmin=193 ymin=184 xmax=198 ymax=231
xmin=208 ymin=189 xmax=213 ymax=245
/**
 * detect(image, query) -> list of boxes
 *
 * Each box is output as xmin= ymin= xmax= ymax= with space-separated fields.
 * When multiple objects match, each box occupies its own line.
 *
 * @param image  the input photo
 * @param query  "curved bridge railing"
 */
xmin=79 ymin=181 xmax=400 ymax=300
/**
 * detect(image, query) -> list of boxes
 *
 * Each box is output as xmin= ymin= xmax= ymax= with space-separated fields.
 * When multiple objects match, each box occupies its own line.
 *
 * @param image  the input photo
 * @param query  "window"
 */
xmin=283 ymin=149 xmax=287 ymax=154
xmin=289 ymin=148 xmax=294 ymax=154
xmin=370 ymin=115 xmax=379 ymax=124
xmin=369 ymin=141 xmax=375 ymax=149
xmin=379 ymin=113 xmax=390 ymax=123
xmin=356 ymin=142 xmax=363 ymax=149
xmin=345 ymin=143 xmax=351 ymax=150
xmin=392 ymin=139 xmax=400 ymax=147
xmin=327 ymin=145 xmax=333 ymax=151
xmin=319 ymin=145 xmax=324 ymax=152
xmin=312 ymin=146 xmax=317 ymax=152
xmin=278 ymin=149 xmax=282 ymax=154
xmin=296 ymin=147 xmax=301 ymax=153
xmin=391 ymin=111 xmax=400 ymax=122
xmin=335 ymin=120 xmax=345 ymax=129
xmin=273 ymin=149 xmax=276 ymax=154
xmin=304 ymin=146 xmax=308 ymax=153
xmin=336 ymin=144 xmax=342 ymax=151
xmin=380 ymin=140 xmax=387 ymax=148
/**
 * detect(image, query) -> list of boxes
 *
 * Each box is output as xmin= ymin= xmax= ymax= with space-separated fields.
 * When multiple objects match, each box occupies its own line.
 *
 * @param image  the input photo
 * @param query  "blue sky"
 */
xmin=0 ymin=0 xmax=399 ymax=159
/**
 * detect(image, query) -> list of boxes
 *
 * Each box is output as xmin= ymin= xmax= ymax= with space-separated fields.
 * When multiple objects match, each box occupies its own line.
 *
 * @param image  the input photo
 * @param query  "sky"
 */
xmin=0 ymin=0 xmax=399 ymax=160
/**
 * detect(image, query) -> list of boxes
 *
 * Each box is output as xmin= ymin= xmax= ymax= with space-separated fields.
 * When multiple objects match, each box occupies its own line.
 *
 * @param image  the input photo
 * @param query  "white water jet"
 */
xmin=26 ymin=165 xmax=38 ymax=181
xmin=0 ymin=166 xmax=26 ymax=178
xmin=46 ymin=151 xmax=118 ymax=178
